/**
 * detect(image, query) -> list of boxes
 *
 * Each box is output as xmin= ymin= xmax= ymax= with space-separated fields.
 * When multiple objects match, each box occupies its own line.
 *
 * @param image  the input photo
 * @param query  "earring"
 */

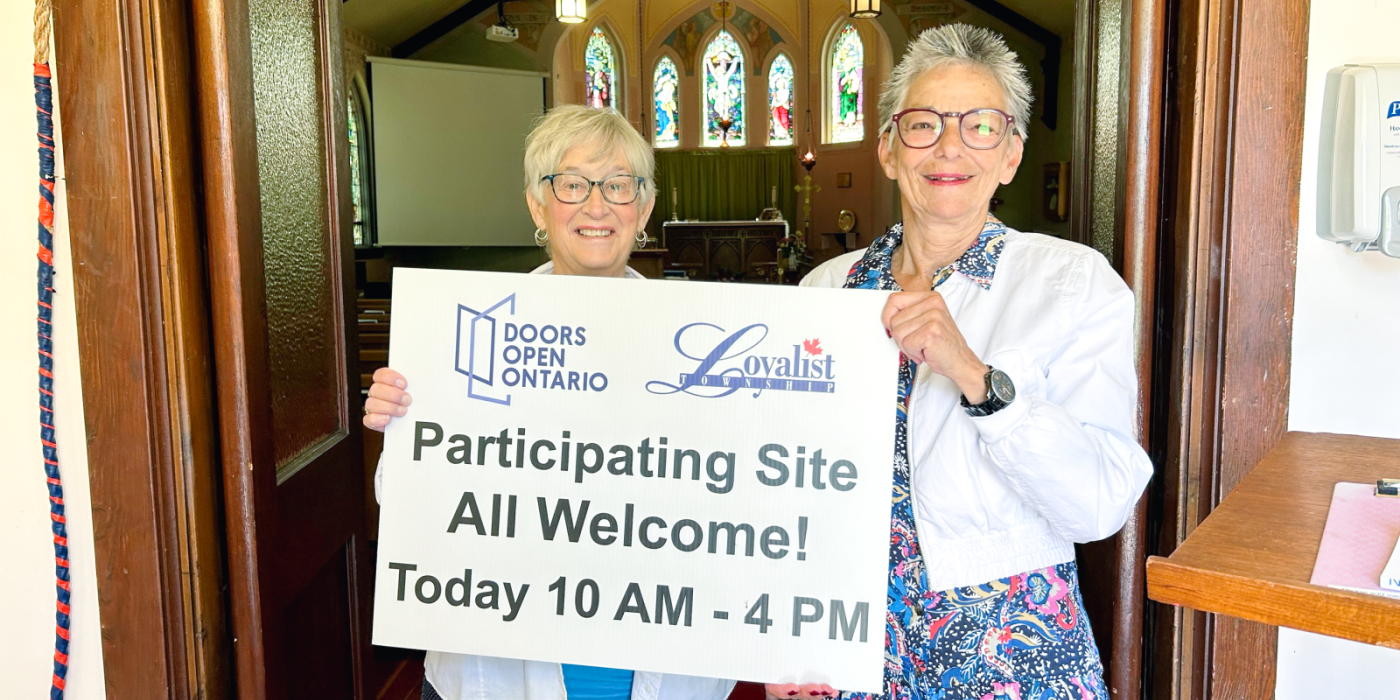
xmin=635 ymin=228 xmax=648 ymax=248
xmin=534 ymin=228 xmax=548 ymax=247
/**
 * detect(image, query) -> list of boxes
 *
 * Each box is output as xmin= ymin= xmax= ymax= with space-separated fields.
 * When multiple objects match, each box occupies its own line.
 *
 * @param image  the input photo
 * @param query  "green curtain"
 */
xmin=649 ymin=149 xmax=797 ymax=231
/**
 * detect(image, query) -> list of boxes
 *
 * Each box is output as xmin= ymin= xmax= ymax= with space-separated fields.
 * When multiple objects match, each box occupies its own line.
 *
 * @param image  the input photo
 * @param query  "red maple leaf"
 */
xmin=803 ymin=338 xmax=823 ymax=356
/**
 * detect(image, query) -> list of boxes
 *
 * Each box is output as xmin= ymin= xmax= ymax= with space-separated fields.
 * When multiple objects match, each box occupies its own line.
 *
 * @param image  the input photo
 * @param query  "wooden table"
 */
xmin=1146 ymin=431 xmax=1400 ymax=648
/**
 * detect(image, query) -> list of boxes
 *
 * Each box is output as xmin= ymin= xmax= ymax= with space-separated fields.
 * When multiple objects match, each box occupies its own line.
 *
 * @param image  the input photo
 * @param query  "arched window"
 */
xmin=347 ymin=97 xmax=365 ymax=246
xmin=702 ymin=30 xmax=745 ymax=147
xmin=768 ymin=53 xmax=794 ymax=146
xmin=828 ymin=24 xmax=864 ymax=143
xmin=584 ymin=27 xmax=618 ymax=110
xmin=653 ymin=57 xmax=680 ymax=148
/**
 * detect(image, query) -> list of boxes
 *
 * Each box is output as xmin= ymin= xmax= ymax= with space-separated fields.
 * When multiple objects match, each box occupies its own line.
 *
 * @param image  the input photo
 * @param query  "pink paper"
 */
xmin=1310 ymin=482 xmax=1400 ymax=592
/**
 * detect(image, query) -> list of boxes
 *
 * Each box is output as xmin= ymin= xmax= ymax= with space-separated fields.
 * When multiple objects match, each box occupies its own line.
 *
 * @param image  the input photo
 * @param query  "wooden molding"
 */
xmin=1150 ymin=0 xmax=1309 ymax=697
xmin=1109 ymin=0 xmax=1168 ymax=696
xmin=51 ymin=0 xmax=229 ymax=698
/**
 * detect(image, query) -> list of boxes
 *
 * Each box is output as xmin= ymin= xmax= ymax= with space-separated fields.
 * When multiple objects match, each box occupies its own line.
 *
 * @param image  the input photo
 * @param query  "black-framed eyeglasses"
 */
xmin=541 ymin=173 xmax=646 ymax=205
xmin=889 ymin=108 xmax=1016 ymax=150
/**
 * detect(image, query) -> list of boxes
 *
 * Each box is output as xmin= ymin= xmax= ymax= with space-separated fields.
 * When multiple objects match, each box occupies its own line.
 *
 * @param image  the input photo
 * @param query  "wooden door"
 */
xmin=191 ymin=0 xmax=369 ymax=697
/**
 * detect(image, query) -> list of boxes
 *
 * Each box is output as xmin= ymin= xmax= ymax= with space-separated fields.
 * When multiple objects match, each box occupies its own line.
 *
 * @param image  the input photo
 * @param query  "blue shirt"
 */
xmin=561 ymin=664 xmax=634 ymax=700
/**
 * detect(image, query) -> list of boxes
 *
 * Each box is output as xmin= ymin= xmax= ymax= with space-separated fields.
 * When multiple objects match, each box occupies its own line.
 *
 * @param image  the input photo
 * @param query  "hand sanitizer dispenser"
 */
xmin=1317 ymin=63 xmax=1400 ymax=257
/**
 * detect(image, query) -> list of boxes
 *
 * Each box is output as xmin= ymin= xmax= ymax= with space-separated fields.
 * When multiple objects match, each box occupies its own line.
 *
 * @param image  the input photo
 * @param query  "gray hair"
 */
xmin=878 ymin=24 xmax=1033 ymax=143
xmin=523 ymin=105 xmax=656 ymax=206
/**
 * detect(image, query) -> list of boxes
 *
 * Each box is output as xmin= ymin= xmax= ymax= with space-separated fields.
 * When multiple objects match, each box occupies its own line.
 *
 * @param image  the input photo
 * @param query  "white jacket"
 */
xmin=374 ymin=262 xmax=736 ymax=700
xmin=801 ymin=228 xmax=1153 ymax=590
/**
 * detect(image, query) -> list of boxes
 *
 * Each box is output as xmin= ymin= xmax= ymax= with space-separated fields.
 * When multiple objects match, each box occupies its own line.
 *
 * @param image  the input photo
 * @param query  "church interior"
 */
xmin=340 ymin=0 xmax=1075 ymax=289
xmin=346 ymin=5 xmax=1077 ymax=689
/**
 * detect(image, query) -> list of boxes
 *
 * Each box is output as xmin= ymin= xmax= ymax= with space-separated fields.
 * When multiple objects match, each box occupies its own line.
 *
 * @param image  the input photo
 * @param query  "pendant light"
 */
xmin=800 ymin=110 xmax=817 ymax=171
xmin=556 ymin=0 xmax=586 ymax=24
xmin=848 ymin=0 xmax=881 ymax=19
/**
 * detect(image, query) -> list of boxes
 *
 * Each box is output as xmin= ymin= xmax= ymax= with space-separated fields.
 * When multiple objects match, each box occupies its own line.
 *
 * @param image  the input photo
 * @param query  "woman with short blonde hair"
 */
xmin=366 ymin=106 xmax=736 ymax=700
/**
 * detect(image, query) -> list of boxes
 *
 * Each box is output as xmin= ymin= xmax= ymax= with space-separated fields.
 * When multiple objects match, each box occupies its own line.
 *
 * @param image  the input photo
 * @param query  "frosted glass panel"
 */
xmin=250 ymin=0 xmax=343 ymax=467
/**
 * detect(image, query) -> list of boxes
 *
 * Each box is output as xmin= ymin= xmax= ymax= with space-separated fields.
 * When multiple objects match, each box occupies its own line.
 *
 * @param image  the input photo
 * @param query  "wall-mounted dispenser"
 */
xmin=1317 ymin=63 xmax=1400 ymax=257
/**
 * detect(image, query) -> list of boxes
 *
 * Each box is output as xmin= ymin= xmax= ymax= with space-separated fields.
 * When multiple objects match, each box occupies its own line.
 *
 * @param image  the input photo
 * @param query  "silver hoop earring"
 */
xmin=534 ymin=228 xmax=548 ymax=247
xmin=635 ymin=229 xmax=648 ymax=248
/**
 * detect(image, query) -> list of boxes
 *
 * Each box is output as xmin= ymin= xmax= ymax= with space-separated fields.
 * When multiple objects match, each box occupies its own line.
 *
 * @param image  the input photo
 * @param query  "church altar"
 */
xmin=660 ymin=220 xmax=789 ymax=283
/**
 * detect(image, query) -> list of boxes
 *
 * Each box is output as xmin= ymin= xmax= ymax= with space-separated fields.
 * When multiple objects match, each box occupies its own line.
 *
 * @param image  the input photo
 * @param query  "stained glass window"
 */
xmin=653 ymin=57 xmax=680 ymax=148
xmin=584 ymin=28 xmax=617 ymax=110
xmin=347 ymin=97 xmax=364 ymax=246
xmin=829 ymin=24 xmax=864 ymax=143
xmin=768 ymin=54 xmax=794 ymax=146
xmin=702 ymin=30 xmax=745 ymax=147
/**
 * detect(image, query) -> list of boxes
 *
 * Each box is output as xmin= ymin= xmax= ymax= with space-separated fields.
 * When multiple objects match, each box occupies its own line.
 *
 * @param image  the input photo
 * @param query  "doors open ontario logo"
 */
xmin=455 ymin=294 xmax=608 ymax=406
xmin=647 ymin=322 xmax=837 ymax=398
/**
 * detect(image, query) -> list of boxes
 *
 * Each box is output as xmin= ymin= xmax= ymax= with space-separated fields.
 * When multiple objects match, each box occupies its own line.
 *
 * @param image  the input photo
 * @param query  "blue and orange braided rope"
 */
xmin=34 ymin=0 xmax=69 ymax=694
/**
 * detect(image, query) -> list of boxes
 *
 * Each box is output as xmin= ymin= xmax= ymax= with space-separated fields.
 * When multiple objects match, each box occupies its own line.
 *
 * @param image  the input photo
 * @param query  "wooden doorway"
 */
xmin=53 ymin=0 xmax=1308 ymax=697
xmin=53 ymin=0 xmax=373 ymax=697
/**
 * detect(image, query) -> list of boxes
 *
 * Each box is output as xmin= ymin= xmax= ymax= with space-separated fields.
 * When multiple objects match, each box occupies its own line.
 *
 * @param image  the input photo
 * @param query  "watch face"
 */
xmin=989 ymin=370 xmax=1016 ymax=402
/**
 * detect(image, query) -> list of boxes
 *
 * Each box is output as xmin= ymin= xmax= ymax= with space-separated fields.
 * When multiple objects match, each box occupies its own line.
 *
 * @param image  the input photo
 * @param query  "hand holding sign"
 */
xmin=364 ymin=367 xmax=410 ymax=431
xmin=880 ymin=290 xmax=989 ymax=402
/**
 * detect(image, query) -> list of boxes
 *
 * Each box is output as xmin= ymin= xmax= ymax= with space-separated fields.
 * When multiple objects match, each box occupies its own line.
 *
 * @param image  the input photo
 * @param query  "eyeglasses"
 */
xmin=542 ymin=173 xmax=646 ymax=205
xmin=889 ymin=108 xmax=1016 ymax=150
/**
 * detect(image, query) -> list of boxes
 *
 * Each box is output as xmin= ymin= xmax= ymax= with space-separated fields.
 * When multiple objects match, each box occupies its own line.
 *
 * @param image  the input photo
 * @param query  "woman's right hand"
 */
xmin=764 ymin=683 xmax=837 ymax=699
xmin=363 ymin=367 xmax=411 ymax=432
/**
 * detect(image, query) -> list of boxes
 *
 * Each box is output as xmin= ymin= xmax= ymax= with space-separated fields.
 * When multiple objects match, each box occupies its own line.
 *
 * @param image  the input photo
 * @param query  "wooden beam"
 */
xmin=392 ymin=0 xmax=500 ymax=58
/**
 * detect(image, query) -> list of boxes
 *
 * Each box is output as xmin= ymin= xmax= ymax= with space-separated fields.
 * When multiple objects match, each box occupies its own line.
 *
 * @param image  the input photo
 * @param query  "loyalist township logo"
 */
xmin=455 ymin=294 xmax=608 ymax=406
xmin=647 ymin=322 xmax=836 ymax=398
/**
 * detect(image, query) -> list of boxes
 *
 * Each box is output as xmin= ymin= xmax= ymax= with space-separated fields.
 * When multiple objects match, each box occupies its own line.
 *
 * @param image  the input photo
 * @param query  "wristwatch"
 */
xmin=960 ymin=366 xmax=1016 ymax=417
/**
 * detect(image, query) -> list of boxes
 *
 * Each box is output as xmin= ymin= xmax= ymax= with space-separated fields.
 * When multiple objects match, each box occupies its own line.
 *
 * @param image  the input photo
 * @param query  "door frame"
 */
xmin=1146 ymin=0 xmax=1310 ymax=698
xmin=51 ymin=0 xmax=1311 ymax=696
xmin=52 ymin=0 xmax=229 ymax=698
xmin=1069 ymin=0 xmax=1167 ymax=695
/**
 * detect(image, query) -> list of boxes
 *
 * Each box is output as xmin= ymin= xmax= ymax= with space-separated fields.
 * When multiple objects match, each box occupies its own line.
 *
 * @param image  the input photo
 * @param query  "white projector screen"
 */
xmin=369 ymin=57 xmax=545 ymax=246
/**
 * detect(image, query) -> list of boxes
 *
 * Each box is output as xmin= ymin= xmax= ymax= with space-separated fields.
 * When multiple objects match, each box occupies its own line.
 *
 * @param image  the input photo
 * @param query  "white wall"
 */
xmin=1280 ymin=0 xmax=1400 ymax=696
xmin=0 ymin=0 xmax=106 ymax=697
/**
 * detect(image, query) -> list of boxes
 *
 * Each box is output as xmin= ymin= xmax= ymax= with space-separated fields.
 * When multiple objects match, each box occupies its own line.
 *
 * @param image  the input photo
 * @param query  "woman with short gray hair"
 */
xmin=791 ymin=23 xmax=1152 ymax=700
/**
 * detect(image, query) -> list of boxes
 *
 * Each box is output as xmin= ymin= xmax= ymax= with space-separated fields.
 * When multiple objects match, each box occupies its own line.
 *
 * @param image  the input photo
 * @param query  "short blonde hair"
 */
xmin=878 ymin=24 xmax=1033 ymax=143
xmin=523 ymin=105 xmax=655 ymax=206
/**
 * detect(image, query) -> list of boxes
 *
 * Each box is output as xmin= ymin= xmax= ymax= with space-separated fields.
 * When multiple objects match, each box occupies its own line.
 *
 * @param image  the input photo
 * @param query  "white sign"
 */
xmin=372 ymin=268 xmax=898 ymax=692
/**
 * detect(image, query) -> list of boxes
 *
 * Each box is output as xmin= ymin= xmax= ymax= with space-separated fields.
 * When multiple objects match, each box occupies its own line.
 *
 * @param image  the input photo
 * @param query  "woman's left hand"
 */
xmin=881 ymin=290 xmax=988 ymax=402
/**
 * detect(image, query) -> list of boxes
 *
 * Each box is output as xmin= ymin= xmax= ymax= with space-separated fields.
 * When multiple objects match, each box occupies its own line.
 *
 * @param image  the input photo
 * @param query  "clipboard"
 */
xmin=1309 ymin=482 xmax=1400 ymax=600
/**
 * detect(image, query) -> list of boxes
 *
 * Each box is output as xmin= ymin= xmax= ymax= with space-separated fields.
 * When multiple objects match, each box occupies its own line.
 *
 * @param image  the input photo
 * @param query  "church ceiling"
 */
xmin=342 ymin=0 xmax=468 ymax=47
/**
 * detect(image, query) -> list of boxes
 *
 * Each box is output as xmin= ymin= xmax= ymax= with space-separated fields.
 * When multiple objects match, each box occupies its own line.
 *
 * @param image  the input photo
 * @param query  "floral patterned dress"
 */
xmin=840 ymin=217 xmax=1109 ymax=700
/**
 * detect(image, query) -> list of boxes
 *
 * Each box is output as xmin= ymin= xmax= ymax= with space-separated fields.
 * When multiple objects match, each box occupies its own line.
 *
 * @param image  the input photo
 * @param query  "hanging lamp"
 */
xmin=556 ymin=0 xmax=586 ymax=24
xmin=848 ymin=0 xmax=881 ymax=19
xmin=800 ymin=110 xmax=817 ymax=171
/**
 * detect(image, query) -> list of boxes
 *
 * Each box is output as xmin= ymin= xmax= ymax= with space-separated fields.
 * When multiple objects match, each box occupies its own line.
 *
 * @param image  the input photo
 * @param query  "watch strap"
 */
xmin=961 ymin=366 xmax=1012 ymax=417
